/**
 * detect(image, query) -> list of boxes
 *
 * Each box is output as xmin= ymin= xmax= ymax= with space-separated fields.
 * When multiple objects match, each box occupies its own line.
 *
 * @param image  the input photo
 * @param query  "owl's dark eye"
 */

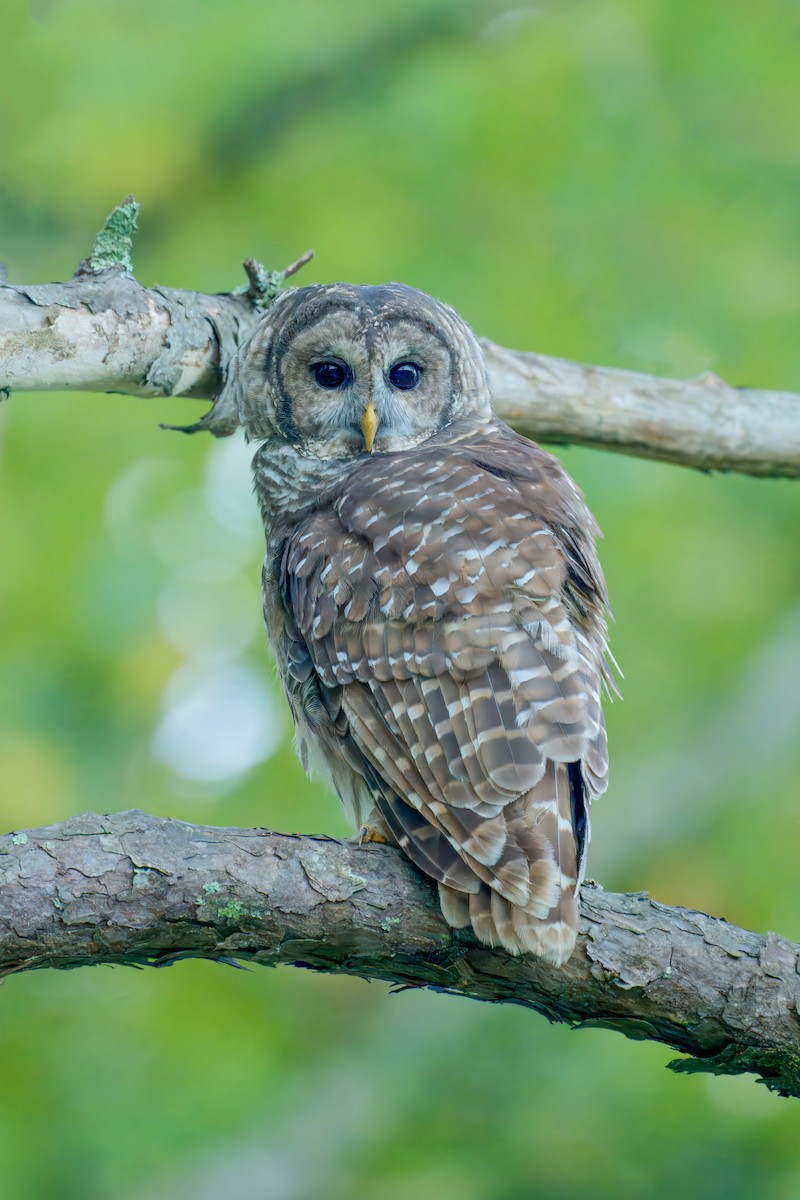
xmin=312 ymin=360 xmax=350 ymax=389
xmin=388 ymin=361 xmax=421 ymax=390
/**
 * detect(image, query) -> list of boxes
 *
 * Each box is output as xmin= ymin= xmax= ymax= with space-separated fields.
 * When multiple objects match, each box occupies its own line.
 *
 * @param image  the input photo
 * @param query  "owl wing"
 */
xmin=279 ymin=423 xmax=611 ymax=965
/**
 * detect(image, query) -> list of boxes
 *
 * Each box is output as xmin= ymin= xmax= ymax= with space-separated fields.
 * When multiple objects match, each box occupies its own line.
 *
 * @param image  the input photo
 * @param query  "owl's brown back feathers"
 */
xmin=269 ymin=420 xmax=612 ymax=965
xmin=237 ymin=281 xmax=613 ymax=966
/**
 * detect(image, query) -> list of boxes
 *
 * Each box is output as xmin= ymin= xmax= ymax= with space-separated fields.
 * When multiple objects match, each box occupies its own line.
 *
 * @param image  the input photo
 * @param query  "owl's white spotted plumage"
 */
xmin=232 ymin=282 xmax=613 ymax=966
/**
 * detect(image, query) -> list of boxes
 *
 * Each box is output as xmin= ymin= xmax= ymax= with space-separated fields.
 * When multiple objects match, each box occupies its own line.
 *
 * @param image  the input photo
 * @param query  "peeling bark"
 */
xmin=0 ymin=274 xmax=252 ymax=416
xmin=1 ymin=198 xmax=799 ymax=475
xmin=2 ymin=811 xmax=799 ymax=1099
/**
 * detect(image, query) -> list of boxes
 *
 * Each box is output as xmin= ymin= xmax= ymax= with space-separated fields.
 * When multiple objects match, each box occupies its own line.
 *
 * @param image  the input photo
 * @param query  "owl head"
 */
xmin=233 ymin=283 xmax=491 ymax=457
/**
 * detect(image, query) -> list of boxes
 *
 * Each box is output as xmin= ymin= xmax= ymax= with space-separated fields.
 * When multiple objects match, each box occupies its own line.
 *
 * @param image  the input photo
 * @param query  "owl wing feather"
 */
xmin=278 ymin=423 xmax=611 ymax=964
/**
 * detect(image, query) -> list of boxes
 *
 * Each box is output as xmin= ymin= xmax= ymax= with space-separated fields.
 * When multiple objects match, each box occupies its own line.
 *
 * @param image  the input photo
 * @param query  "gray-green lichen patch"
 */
xmin=237 ymin=258 xmax=285 ymax=308
xmin=11 ymin=833 xmax=27 ymax=846
xmin=381 ymin=916 xmax=401 ymax=932
xmin=337 ymin=864 xmax=368 ymax=890
xmin=195 ymin=880 xmax=223 ymax=906
xmin=85 ymin=196 xmax=140 ymax=276
xmin=297 ymin=845 xmax=368 ymax=903
xmin=217 ymin=901 xmax=244 ymax=922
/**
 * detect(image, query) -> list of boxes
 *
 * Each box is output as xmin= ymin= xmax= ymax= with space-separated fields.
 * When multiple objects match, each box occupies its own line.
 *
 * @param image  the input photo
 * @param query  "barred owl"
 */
xmin=232 ymin=283 xmax=613 ymax=966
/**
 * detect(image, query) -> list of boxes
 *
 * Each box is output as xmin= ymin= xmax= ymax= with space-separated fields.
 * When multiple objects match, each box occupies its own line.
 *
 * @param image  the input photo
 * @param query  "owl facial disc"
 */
xmin=233 ymin=282 xmax=493 ymax=454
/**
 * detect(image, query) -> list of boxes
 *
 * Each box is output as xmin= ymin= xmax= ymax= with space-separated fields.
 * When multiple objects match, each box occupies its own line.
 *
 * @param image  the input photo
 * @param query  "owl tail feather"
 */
xmin=437 ymin=883 xmax=579 ymax=967
xmin=437 ymin=761 xmax=581 ymax=967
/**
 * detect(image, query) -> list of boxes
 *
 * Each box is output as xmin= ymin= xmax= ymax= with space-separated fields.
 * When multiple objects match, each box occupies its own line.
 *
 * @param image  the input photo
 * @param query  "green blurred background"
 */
xmin=1 ymin=1 xmax=799 ymax=1196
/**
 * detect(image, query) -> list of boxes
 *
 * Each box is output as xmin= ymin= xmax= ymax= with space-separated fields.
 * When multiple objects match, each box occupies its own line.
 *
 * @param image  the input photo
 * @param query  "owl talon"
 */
xmin=354 ymin=809 xmax=397 ymax=846
xmin=357 ymin=824 xmax=389 ymax=845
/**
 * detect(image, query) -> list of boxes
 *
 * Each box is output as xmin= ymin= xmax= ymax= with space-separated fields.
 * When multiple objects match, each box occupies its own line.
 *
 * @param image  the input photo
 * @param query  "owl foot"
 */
xmin=354 ymin=808 xmax=397 ymax=847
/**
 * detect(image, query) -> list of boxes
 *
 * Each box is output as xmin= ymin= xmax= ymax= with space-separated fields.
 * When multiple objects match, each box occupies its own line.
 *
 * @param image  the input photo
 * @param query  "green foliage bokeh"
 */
xmin=1 ymin=2 xmax=799 ymax=1197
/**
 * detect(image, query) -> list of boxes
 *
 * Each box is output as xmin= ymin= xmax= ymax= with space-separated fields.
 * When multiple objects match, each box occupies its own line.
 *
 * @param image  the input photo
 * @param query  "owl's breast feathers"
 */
xmin=268 ymin=421 xmax=613 ymax=965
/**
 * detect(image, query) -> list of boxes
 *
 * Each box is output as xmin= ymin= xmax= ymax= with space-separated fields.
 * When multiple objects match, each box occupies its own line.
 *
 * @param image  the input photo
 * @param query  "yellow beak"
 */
xmin=361 ymin=402 xmax=379 ymax=453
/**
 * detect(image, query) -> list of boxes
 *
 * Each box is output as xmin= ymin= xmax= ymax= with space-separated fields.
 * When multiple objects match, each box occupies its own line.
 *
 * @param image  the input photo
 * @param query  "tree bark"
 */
xmin=480 ymin=340 xmax=800 ymax=478
xmin=2 ymin=810 xmax=799 ymax=1099
xmin=2 ymin=198 xmax=799 ymax=475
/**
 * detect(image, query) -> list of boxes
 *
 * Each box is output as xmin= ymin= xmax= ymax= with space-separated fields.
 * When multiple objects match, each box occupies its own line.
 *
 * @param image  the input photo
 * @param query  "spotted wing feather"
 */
xmin=278 ymin=421 xmax=611 ymax=965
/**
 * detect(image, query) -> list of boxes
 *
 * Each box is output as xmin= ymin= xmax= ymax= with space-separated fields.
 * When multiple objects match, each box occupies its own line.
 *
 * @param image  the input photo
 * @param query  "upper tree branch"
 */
xmin=2 ymin=198 xmax=798 ymax=476
xmin=2 ymin=810 xmax=799 ymax=1099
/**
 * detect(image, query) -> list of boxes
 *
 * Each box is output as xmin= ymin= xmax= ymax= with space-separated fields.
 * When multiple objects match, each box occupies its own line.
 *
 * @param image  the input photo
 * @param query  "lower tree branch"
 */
xmin=2 ymin=810 xmax=799 ymax=1098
